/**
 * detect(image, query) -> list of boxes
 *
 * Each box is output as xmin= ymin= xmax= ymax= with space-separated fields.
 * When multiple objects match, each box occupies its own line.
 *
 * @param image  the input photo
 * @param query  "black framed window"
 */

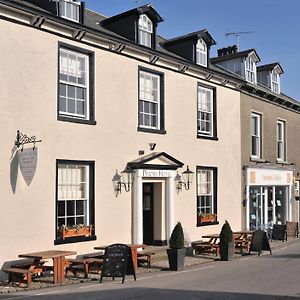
xmin=138 ymin=67 xmax=165 ymax=134
xmin=55 ymin=160 xmax=95 ymax=244
xmin=58 ymin=43 xmax=95 ymax=125
xmin=58 ymin=0 xmax=81 ymax=23
xmin=197 ymin=83 xmax=217 ymax=140
xmin=196 ymin=166 xmax=218 ymax=226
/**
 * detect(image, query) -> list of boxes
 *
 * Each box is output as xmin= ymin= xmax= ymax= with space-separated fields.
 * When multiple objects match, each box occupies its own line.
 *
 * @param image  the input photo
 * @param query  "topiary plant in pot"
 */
xmin=219 ymin=220 xmax=234 ymax=261
xmin=167 ymin=222 xmax=186 ymax=271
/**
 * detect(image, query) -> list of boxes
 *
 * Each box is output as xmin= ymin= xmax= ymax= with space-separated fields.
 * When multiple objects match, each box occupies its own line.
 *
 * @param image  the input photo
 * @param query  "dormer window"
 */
xmin=245 ymin=56 xmax=256 ymax=83
xmin=196 ymin=39 xmax=207 ymax=67
xmin=138 ymin=14 xmax=153 ymax=47
xmin=59 ymin=0 xmax=80 ymax=22
xmin=271 ymin=70 xmax=280 ymax=93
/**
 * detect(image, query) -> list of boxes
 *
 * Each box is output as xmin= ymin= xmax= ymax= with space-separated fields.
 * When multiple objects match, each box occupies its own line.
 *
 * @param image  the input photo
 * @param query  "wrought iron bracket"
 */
xmin=15 ymin=130 xmax=42 ymax=150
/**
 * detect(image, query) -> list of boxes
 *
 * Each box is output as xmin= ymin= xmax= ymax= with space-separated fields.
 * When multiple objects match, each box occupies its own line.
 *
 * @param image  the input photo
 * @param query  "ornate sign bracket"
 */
xmin=15 ymin=130 xmax=42 ymax=150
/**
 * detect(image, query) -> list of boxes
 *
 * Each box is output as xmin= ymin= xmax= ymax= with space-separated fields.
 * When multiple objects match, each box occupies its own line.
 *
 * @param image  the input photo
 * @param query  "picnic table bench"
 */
xmin=67 ymin=257 xmax=103 ymax=278
xmin=192 ymin=235 xmax=220 ymax=256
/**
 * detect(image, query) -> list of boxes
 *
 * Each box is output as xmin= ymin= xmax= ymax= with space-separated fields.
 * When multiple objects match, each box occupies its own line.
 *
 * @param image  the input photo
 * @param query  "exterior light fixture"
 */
xmin=113 ymin=166 xmax=135 ymax=195
xmin=175 ymin=165 xmax=194 ymax=191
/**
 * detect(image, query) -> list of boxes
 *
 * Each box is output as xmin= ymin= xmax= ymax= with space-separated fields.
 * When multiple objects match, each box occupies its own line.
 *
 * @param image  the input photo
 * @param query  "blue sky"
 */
xmin=84 ymin=0 xmax=300 ymax=100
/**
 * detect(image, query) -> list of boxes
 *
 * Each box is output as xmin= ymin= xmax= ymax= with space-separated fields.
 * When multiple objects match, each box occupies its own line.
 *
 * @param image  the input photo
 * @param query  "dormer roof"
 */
xmin=257 ymin=62 xmax=284 ymax=74
xmin=101 ymin=4 xmax=163 ymax=25
xmin=161 ymin=29 xmax=216 ymax=47
xmin=211 ymin=48 xmax=261 ymax=64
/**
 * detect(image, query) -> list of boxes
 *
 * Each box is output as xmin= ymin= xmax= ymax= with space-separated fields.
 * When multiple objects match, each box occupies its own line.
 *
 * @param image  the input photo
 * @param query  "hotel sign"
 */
xmin=246 ymin=168 xmax=293 ymax=186
xmin=142 ymin=169 xmax=172 ymax=178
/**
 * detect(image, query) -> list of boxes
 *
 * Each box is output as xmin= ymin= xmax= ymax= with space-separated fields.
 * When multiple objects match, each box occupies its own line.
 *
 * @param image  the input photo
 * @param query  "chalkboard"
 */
xmin=271 ymin=224 xmax=287 ymax=241
xmin=250 ymin=229 xmax=272 ymax=256
xmin=100 ymin=244 xmax=136 ymax=283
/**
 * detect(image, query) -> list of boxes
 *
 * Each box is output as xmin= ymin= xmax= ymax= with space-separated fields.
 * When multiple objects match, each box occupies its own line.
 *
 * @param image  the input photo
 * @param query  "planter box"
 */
xmin=167 ymin=248 xmax=186 ymax=271
xmin=58 ymin=225 xmax=92 ymax=240
xmin=219 ymin=242 xmax=234 ymax=261
xmin=198 ymin=214 xmax=217 ymax=224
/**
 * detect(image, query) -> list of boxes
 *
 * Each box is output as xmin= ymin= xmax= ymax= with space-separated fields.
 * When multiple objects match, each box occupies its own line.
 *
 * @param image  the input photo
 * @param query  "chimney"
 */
xmin=217 ymin=45 xmax=238 ymax=57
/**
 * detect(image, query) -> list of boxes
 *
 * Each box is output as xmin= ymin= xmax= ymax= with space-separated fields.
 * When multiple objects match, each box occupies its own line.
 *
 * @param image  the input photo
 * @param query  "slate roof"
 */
xmin=211 ymin=48 xmax=260 ymax=63
xmin=257 ymin=62 xmax=284 ymax=74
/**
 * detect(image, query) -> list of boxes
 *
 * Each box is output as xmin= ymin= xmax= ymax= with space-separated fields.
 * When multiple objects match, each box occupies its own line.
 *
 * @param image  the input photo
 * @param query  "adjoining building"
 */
xmin=0 ymin=0 xmax=299 ymax=278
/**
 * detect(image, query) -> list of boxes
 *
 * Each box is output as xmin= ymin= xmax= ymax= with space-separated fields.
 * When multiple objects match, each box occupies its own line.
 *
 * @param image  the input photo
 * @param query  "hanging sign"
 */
xmin=19 ymin=148 xmax=38 ymax=186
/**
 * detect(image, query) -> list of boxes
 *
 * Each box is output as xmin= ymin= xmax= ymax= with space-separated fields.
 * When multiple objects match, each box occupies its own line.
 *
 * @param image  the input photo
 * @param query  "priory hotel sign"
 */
xmin=142 ymin=169 xmax=172 ymax=178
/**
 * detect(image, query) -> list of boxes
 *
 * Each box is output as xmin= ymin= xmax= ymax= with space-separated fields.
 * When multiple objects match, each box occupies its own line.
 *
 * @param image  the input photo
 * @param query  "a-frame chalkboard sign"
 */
xmin=250 ymin=229 xmax=272 ymax=256
xmin=100 ymin=244 xmax=136 ymax=283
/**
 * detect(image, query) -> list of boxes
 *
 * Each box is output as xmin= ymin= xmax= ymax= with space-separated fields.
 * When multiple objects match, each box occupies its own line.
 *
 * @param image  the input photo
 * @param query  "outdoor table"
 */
xmin=94 ymin=244 xmax=144 ymax=272
xmin=19 ymin=250 xmax=77 ymax=284
xmin=233 ymin=230 xmax=255 ymax=254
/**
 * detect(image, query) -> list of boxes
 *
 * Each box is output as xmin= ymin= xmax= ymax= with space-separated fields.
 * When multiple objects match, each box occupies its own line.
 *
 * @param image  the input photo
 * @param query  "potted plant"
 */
xmin=198 ymin=213 xmax=217 ymax=224
xmin=58 ymin=224 xmax=92 ymax=240
xmin=219 ymin=220 xmax=234 ymax=261
xmin=167 ymin=222 xmax=186 ymax=271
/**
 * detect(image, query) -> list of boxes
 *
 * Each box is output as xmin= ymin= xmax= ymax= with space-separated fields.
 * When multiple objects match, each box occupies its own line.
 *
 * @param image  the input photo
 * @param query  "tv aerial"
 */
xmin=225 ymin=31 xmax=254 ymax=51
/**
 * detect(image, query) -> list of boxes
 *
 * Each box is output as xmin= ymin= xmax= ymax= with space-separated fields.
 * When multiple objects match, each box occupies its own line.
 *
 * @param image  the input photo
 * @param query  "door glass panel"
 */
xmin=275 ymin=186 xmax=286 ymax=225
xmin=249 ymin=186 xmax=263 ymax=230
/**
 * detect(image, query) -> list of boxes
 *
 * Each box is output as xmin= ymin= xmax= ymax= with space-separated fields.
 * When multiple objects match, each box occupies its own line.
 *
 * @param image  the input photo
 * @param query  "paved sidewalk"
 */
xmin=0 ymin=239 xmax=296 ymax=295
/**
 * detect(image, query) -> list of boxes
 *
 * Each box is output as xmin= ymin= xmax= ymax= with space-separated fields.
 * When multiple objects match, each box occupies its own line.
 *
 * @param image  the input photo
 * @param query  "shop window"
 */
xmin=138 ymin=67 xmax=165 ymax=134
xmin=55 ymin=160 xmax=95 ymax=244
xmin=277 ymin=120 xmax=286 ymax=161
xmin=59 ymin=0 xmax=81 ymax=23
xmin=251 ymin=113 xmax=262 ymax=159
xmin=58 ymin=44 xmax=95 ymax=125
xmin=196 ymin=167 xmax=218 ymax=226
xmin=197 ymin=84 xmax=217 ymax=139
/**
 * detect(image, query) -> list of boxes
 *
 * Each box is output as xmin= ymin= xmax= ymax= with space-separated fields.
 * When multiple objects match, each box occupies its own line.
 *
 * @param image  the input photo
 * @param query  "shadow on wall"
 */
xmin=10 ymin=147 xmax=18 ymax=194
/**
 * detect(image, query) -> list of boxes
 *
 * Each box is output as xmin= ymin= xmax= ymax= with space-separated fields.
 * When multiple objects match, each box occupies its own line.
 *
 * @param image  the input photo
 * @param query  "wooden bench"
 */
xmin=3 ymin=267 xmax=33 ymax=288
xmin=66 ymin=258 xmax=103 ymax=278
xmin=192 ymin=239 xmax=220 ymax=256
xmin=137 ymin=250 xmax=156 ymax=269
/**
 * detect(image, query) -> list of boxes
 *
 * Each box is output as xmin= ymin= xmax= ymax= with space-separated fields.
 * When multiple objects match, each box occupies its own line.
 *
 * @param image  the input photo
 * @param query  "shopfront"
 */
xmin=245 ymin=167 xmax=293 ymax=230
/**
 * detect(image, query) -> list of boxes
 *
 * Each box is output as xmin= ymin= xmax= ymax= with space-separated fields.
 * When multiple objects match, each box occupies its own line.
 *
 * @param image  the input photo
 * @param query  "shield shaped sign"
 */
xmin=19 ymin=148 xmax=38 ymax=186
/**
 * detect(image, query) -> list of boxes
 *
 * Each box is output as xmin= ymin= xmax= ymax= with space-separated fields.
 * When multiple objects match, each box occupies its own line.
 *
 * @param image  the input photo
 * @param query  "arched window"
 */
xmin=196 ymin=39 xmax=207 ymax=67
xmin=271 ymin=70 xmax=280 ymax=93
xmin=245 ymin=56 xmax=256 ymax=83
xmin=138 ymin=14 xmax=153 ymax=47
xmin=59 ymin=0 xmax=80 ymax=22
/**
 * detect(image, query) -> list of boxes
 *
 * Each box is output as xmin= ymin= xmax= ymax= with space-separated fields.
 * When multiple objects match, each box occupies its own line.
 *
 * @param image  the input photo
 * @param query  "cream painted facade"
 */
xmin=0 ymin=2 xmax=242 ymax=274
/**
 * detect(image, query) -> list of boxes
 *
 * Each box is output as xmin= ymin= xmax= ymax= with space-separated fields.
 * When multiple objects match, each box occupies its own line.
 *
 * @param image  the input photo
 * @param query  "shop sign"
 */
xmin=19 ymin=148 xmax=38 ymax=185
xmin=142 ymin=169 xmax=172 ymax=178
xmin=246 ymin=168 xmax=293 ymax=186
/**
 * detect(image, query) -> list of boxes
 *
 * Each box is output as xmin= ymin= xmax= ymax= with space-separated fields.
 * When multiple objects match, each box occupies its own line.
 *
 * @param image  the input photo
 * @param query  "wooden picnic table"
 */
xmin=94 ymin=244 xmax=144 ymax=272
xmin=233 ymin=230 xmax=255 ymax=254
xmin=19 ymin=250 xmax=76 ymax=284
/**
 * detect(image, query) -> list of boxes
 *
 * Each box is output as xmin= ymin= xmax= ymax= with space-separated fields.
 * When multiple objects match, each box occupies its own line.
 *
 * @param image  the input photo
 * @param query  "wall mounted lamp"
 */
xmin=113 ymin=166 xmax=135 ymax=195
xmin=175 ymin=165 xmax=194 ymax=191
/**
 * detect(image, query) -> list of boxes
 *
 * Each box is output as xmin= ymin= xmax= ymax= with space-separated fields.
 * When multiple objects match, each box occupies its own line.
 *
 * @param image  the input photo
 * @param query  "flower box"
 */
xmin=58 ymin=225 xmax=92 ymax=240
xmin=198 ymin=214 xmax=217 ymax=224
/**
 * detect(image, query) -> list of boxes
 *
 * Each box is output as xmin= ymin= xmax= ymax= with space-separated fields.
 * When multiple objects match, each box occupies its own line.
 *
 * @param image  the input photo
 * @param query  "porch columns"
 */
xmin=133 ymin=169 xmax=143 ymax=244
xmin=166 ymin=171 xmax=175 ymax=242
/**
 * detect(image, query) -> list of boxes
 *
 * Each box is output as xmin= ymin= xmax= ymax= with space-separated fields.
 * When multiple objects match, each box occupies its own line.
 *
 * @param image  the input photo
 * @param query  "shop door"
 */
xmin=249 ymin=186 xmax=264 ymax=230
xmin=143 ymin=183 xmax=154 ymax=245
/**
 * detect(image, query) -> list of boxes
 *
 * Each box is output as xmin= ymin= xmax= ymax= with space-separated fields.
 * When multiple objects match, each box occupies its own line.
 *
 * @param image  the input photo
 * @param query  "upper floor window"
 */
xmin=245 ymin=56 xmax=256 ymax=83
xmin=138 ymin=68 xmax=164 ymax=133
xmin=197 ymin=167 xmax=218 ymax=226
xmin=196 ymin=39 xmax=207 ymax=67
xmin=277 ymin=120 xmax=286 ymax=161
xmin=251 ymin=113 xmax=262 ymax=159
xmin=271 ymin=70 xmax=280 ymax=94
xmin=58 ymin=44 xmax=95 ymax=124
xmin=197 ymin=85 xmax=216 ymax=139
xmin=59 ymin=0 xmax=80 ymax=22
xmin=138 ymin=14 xmax=153 ymax=47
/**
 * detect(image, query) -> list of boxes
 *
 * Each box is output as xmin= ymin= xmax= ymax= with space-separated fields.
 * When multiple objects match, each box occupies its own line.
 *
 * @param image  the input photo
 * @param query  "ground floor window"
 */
xmin=55 ymin=160 xmax=95 ymax=244
xmin=196 ymin=166 xmax=218 ymax=226
xmin=249 ymin=185 xmax=287 ymax=230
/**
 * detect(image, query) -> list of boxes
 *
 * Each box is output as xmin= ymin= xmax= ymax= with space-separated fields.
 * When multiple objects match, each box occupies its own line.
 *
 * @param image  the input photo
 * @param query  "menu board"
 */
xmin=250 ymin=229 xmax=272 ymax=255
xmin=100 ymin=244 xmax=136 ymax=283
xmin=271 ymin=224 xmax=286 ymax=241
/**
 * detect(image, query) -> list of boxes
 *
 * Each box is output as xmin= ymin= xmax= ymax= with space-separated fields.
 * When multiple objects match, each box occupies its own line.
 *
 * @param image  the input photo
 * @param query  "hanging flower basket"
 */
xmin=198 ymin=213 xmax=217 ymax=224
xmin=58 ymin=225 xmax=92 ymax=240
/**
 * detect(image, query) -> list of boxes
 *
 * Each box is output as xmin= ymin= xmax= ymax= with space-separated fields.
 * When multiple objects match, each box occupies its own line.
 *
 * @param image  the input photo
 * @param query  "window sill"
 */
xmin=250 ymin=157 xmax=268 ymax=163
xmin=58 ymin=116 xmax=97 ymax=125
xmin=276 ymin=159 xmax=290 ymax=165
xmin=197 ymin=135 xmax=218 ymax=141
xmin=54 ymin=235 xmax=97 ymax=245
xmin=137 ymin=127 xmax=166 ymax=135
xmin=197 ymin=221 xmax=219 ymax=227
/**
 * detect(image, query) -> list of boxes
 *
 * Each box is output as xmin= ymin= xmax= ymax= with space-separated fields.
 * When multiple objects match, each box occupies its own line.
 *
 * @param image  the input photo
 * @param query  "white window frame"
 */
xmin=59 ymin=48 xmax=89 ymax=120
xmin=251 ymin=113 xmax=262 ymax=159
xmin=271 ymin=70 xmax=280 ymax=94
xmin=59 ymin=0 xmax=80 ymax=22
xmin=197 ymin=85 xmax=213 ymax=137
xmin=57 ymin=164 xmax=90 ymax=227
xmin=138 ymin=14 xmax=153 ymax=47
xmin=196 ymin=38 xmax=207 ymax=67
xmin=139 ymin=70 xmax=160 ymax=130
xmin=277 ymin=120 xmax=286 ymax=161
xmin=197 ymin=168 xmax=216 ymax=215
xmin=245 ymin=56 xmax=256 ymax=83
